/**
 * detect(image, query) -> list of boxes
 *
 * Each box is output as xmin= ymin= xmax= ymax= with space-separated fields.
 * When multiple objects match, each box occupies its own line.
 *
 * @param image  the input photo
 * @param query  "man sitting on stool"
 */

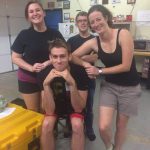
xmin=39 ymin=39 xmax=88 ymax=150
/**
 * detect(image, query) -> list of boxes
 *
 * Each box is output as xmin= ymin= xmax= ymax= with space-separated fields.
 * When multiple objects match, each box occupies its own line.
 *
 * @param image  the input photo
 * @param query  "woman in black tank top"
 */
xmin=72 ymin=5 xmax=141 ymax=150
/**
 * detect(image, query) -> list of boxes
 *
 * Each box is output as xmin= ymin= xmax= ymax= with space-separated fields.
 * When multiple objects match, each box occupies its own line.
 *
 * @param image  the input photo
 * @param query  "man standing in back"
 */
xmin=67 ymin=11 xmax=98 ymax=141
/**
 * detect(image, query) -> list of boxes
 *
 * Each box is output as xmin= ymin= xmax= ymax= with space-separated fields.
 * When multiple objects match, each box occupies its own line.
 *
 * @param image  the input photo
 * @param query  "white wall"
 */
xmin=0 ymin=0 xmax=29 ymax=73
xmin=41 ymin=0 xmax=150 ymax=39
xmin=41 ymin=0 xmax=150 ymax=72
xmin=70 ymin=0 xmax=150 ymax=39
xmin=0 ymin=0 xmax=149 ymax=73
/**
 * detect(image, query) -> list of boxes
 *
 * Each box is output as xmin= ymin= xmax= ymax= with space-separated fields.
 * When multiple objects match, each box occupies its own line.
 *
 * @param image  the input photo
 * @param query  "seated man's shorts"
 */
xmin=45 ymin=112 xmax=84 ymax=120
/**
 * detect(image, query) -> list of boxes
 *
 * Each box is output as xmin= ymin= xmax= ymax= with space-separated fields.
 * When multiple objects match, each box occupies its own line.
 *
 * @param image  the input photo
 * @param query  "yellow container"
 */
xmin=0 ymin=103 xmax=44 ymax=150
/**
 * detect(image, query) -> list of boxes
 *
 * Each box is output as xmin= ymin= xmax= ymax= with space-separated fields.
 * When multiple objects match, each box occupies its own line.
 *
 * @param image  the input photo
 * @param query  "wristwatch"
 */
xmin=98 ymin=69 xmax=103 ymax=74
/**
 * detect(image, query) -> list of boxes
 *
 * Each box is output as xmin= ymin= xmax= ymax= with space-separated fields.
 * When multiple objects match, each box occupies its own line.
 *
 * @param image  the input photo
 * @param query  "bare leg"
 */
xmin=71 ymin=117 xmax=85 ymax=150
xmin=99 ymin=106 xmax=115 ymax=149
xmin=114 ymin=113 xmax=129 ymax=150
xmin=40 ymin=91 xmax=45 ymax=113
xmin=41 ymin=116 xmax=57 ymax=150
xmin=21 ymin=92 xmax=41 ymax=112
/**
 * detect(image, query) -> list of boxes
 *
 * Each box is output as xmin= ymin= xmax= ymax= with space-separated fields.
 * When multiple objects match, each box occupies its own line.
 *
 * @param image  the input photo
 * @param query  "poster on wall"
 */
xmin=63 ymin=1 xmax=70 ymax=9
xmin=47 ymin=2 xmax=55 ymax=9
xmin=112 ymin=0 xmax=121 ymax=4
xmin=98 ymin=0 xmax=102 ymax=4
xmin=90 ymin=0 xmax=98 ymax=5
xmin=127 ymin=0 xmax=136 ymax=4
xmin=102 ymin=0 xmax=108 ymax=4
xmin=136 ymin=10 xmax=150 ymax=26
xmin=64 ymin=13 xmax=70 ymax=22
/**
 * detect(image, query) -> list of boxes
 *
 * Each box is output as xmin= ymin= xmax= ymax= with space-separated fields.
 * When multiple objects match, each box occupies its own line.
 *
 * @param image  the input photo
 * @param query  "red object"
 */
xmin=126 ymin=15 xmax=132 ymax=22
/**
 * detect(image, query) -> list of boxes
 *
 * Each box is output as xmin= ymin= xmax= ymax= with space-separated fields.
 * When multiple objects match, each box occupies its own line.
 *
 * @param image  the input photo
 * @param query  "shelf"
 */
xmin=113 ymin=22 xmax=131 ymax=24
xmin=134 ymin=50 xmax=150 ymax=57
xmin=112 ymin=22 xmax=132 ymax=31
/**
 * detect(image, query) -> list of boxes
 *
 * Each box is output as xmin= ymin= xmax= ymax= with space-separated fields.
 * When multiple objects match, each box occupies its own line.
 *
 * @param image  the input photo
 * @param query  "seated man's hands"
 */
xmin=54 ymin=69 xmax=76 ymax=88
xmin=43 ymin=68 xmax=75 ymax=87
xmin=43 ymin=69 xmax=61 ymax=86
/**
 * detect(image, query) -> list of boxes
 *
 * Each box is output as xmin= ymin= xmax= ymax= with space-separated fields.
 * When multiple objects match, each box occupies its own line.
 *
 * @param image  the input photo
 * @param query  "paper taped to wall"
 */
xmin=136 ymin=10 xmax=150 ymax=26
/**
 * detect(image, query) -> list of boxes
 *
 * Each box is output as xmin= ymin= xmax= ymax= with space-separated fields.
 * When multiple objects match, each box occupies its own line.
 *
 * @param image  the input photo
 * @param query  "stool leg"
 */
xmin=64 ymin=117 xmax=72 ymax=138
xmin=54 ymin=120 xmax=58 ymax=137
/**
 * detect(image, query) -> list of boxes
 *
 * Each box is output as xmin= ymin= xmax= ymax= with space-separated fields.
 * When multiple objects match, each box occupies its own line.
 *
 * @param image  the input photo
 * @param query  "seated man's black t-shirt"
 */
xmin=37 ymin=63 xmax=88 ymax=117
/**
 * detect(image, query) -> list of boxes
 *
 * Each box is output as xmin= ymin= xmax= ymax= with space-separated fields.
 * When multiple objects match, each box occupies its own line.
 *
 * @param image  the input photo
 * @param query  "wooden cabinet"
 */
xmin=112 ymin=22 xmax=131 ymax=30
xmin=112 ymin=22 xmax=136 ymax=36
xmin=134 ymin=50 xmax=150 ymax=57
xmin=134 ymin=50 xmax=150 ymax=78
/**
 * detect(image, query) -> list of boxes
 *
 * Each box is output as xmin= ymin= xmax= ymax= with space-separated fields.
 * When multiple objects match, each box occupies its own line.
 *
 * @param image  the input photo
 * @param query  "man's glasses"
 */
xmin=77 ymin=19 xmax=88 ymax=23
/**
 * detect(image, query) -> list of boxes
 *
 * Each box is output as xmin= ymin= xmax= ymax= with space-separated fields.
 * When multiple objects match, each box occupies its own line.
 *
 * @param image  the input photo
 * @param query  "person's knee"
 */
xmin=99 ymin=123 xmax=110 ymax=134
xmin=42 ymin=117 xmax=55 ymax=135
xmin=116 ymin=120 xmax=128 ymax=131
xmin=116 ymin=115 xmax=129 ymax=131
xmin=72 ymin=120 xmax=84 ymax=135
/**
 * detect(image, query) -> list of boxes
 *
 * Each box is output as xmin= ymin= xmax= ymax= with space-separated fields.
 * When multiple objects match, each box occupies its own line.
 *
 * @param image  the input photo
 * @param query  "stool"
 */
xmin=54 ymin=115 xmax=72 ymax=138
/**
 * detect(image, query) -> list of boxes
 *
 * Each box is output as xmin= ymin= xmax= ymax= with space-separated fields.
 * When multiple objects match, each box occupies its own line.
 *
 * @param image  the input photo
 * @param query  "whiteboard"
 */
xmin=0 ymin=55 xmax=12 ymax=73
xmin=13 ymin=64 xmax=18 ymax=71
xmin=9 ymin=17 xmax=29 ymax=36
xmin=137 ymin=10 xmax=150 ymax=22
xmin=6 ymin=0 xmax=29 ymax=17
xmin=0 ymin=0 xmax=6 ymax=16
xmin=0 ymin=0 xmax=30 ymax=73
xmin=0 ymin=16 xmax=10 ymax=55
xmin=0 ymin=17 xmax=8 ymax=36
xmin=0 ymin=36 xmax=10 ymax=55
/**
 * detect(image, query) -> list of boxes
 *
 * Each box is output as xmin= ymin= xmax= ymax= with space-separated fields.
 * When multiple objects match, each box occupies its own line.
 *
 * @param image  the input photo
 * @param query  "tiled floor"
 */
xmin=0 ymin=71 xmax=150 ymax=150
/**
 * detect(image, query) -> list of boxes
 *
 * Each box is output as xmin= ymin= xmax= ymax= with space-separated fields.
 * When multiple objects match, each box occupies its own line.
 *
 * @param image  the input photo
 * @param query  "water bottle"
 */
xmin=0 ymin=95 xmax=7 ymax=112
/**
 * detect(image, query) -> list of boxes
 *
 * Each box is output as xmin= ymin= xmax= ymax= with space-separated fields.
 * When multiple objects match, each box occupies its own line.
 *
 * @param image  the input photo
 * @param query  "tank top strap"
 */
xmin=117 ymin=28 xmax=122 ymax=43
xmin=97 ymin=29 xmax=122 ymax=56
xmin=96 ymin=36 xmax=101 ymax=50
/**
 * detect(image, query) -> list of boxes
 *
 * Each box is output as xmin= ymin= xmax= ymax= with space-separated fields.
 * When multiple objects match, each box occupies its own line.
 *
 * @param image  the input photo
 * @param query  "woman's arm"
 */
xmin=71 ymin=38 xmax=97 ymax=67
xmin=71 ymin=55 xmax=92 ymax=68
xmin=12 ymin=51 xmax=33 ymax=72
xmin=42 ymin=60 xmax=51 ymax=68
xmin=12 ymin=51 xmax=45 ymax=72
xmin=81 ymin=53 xmax=98 ymax=63
xmin=72 ymin=38 xmax=97 ymax=57
xmin=86 ymin=29 xmax=134 ymax=76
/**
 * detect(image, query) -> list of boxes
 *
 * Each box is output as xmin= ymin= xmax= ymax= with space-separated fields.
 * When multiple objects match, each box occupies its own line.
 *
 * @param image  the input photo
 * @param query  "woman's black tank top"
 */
xmin=97 ymin=29 xmax=140 ymax=86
